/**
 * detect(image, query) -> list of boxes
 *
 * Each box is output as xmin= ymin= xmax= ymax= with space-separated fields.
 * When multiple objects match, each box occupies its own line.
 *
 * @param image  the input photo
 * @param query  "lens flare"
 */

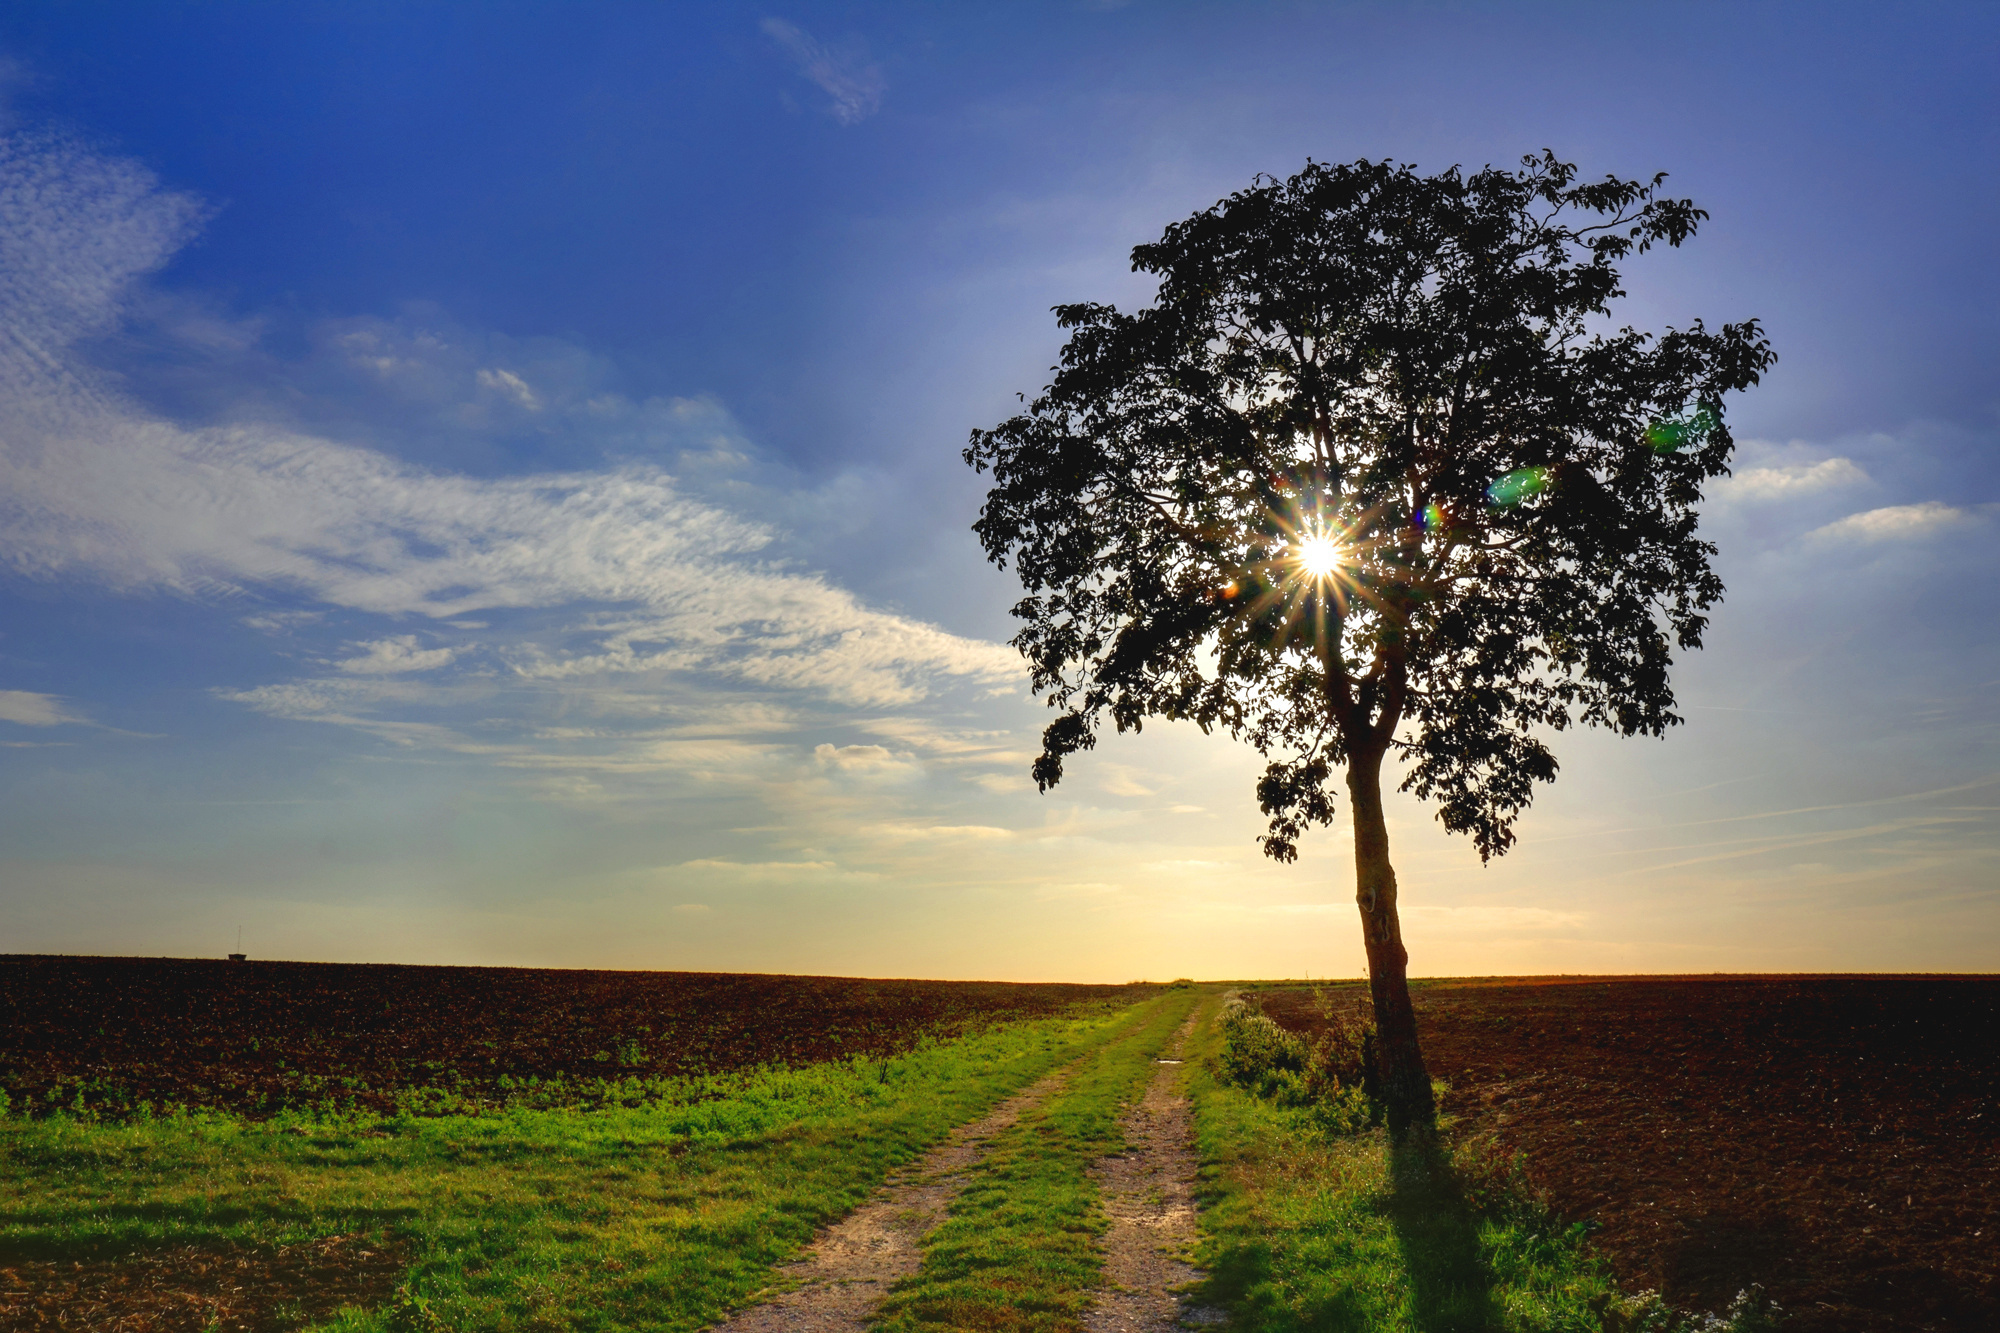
xmin=1487 ymin=467 xmax=1548 ymax=508
xmin=1645 ymin=406 xmax=1717 ymax=454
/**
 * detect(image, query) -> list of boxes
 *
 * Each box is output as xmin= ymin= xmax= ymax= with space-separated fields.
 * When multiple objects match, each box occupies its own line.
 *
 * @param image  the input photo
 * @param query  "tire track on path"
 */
xmin=1084 ymin=1011 xmax=1223 ymax=1332
xmin=712 ymin=1065 xmax=1075 ymax=1332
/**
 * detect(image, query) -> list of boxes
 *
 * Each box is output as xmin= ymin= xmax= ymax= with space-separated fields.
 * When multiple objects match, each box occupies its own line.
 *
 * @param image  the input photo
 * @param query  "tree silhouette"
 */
xmin=966 ymin=155 xmax=1774 ymax=1133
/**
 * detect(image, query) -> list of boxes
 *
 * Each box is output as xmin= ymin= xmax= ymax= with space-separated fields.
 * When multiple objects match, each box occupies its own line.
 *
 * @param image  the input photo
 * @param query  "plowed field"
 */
xmin=0 ymin=955 xmax=1146 ymax=1116
xmin=1260 ymin=976 xmax=2000 ymax=1333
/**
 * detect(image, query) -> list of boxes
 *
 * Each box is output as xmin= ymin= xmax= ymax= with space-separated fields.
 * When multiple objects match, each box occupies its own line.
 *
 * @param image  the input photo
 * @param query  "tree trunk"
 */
xmin=1347 ymin=747 xmax=1436 ymax=1137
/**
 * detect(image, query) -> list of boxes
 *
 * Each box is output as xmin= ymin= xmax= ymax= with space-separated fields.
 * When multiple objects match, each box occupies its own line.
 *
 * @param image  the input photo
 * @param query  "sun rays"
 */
xmin=1210 ymin=501 xmax=1390 ymax=662
xmin=1294 ymin=532 xmax=1343 ymax=580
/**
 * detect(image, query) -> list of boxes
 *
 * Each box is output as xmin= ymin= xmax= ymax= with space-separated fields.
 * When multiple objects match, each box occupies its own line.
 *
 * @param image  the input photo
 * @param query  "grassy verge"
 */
xmin=872 ymin=985 xmax=1202 ymax=1332
xmin=1185 ymin=990 xmax=1676 ymax=1333
xmin=0 ymin=1000 xmax=1158 ymax=1332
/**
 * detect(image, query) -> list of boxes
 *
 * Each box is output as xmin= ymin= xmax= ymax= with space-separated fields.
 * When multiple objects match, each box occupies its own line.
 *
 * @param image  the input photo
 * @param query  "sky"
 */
xmin=0 ymin=2 xmax=1994 ymax=981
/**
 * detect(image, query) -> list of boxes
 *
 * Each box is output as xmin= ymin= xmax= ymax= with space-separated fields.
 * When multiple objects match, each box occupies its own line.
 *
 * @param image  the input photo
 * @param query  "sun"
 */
xmin=1295 ymin=533 xmax=1342 ymax=580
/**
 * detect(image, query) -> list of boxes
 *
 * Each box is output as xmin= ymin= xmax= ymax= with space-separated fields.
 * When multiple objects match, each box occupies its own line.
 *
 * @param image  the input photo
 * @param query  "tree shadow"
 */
xmin=1384 ymin=1136 xmax=1500 ymax=1333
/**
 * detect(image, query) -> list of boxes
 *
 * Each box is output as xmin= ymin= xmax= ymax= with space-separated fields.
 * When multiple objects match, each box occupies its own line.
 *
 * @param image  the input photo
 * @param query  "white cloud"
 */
xmin=242 ymin=610 xmax=324 ymax=633
xmin=338 ymin=635 xmax=458 ymax=674
xmin=0 ymin=689 xmax=87 ymax=726
xmin=0 ymin=130 xmax=203 ymax=357
xmin=813 ymin=742 xmax=921 ymax=780
xmin=1714 ymin=457 xmax=1868 ymax=501
xmin=0 ymin=129 xmax=1019 ymax=734
xmin=475 ymin=367 xmax=540 ymax=410
xmin=1808 ymin=502 xmax=1976 ymax=543
xmin=761 ymin=18 xmax=885 ymax=125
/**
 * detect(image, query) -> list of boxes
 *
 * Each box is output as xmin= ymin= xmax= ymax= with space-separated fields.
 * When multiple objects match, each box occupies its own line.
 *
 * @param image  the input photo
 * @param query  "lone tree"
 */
xmin=966 ymin=155 xmax=1773 ymax=1134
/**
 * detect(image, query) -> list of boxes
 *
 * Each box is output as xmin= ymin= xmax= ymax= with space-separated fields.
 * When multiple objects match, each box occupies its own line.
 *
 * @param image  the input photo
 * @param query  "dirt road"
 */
xmin=1084 ymin=1014 xmax=1221 ymax=1332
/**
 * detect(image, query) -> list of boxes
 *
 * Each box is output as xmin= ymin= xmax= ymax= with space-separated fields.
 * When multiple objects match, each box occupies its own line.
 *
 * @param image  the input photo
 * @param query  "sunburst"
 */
xmin=1294 ymin=532 xmax=1342 ymax=580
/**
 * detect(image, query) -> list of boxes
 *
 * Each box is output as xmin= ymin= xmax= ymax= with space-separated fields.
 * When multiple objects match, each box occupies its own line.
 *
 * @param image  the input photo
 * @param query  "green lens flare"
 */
xmin=1645 ymin=406 xmax=1717 ymax=454
xmin=1487 ymin=467 xmax=1548 ymax=508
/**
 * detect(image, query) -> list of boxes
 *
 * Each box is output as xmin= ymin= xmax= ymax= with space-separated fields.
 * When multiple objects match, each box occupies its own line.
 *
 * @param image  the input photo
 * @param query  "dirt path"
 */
xmin=712 ymin=1067 xmax=1073 ymax=1332
xmin=1083 ymin=1015 xmax=1221 ymax=1332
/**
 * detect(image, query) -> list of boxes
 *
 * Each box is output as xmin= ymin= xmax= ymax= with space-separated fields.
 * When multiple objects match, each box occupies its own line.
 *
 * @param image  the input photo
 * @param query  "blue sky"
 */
xmin=0 ymin=2 xmax=1993 ymax=979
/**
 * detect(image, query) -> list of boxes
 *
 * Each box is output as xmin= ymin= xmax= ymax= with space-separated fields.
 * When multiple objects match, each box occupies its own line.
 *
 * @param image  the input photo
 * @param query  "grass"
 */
xmin=1185 ymin=990 xmax=1671 ymax=1333
xmin=873 ymin=984 xmax=1202 ymax=1332
xmin=0 ymin=998 xmax=1163 ymax=1332
xmin=3 ymin=984 xmax=1782 ymax=1332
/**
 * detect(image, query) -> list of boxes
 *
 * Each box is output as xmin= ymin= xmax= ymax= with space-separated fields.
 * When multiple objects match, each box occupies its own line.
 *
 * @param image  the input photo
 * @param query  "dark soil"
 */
xmin=0 ymin=1233 xmax=404 ymax=1332
xmin=1259 ymin=976 xmax=2000 ymax=1333
xmin=0 ymin=955 xmax=1147 ymax=1117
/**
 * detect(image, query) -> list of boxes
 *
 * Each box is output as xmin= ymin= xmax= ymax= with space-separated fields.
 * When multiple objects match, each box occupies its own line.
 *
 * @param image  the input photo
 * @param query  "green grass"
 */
xmin=873 ymin=985 xmax=1202 ymax=1332
xmin=1184 ymin=990 xmax=1652 ymax=1333
xmin=0 ymin=999 xmax=1162 ymax=1332
xmin=3 ymin=986 xmax=1780 ymax=1333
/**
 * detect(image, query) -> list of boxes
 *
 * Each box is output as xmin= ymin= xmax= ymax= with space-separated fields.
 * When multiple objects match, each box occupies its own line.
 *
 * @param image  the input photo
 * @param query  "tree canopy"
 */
xmin=968 ymin=153 xmax=1773 ymax=863
xmin=966 ymin=154 xmax=1773 ymax=1131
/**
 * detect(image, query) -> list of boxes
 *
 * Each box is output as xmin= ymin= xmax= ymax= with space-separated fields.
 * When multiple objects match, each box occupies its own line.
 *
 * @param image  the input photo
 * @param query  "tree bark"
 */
xmin=1347 ymin=746 xmax=1436 ymax=1137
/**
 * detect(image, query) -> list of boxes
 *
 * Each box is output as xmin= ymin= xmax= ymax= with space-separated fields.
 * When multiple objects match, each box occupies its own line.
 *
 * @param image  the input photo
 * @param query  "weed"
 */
xmin=1618 ymin=1286 xmax=1784 ymax=1333
xmin=1210 ymin=993 xmax=1381 ymax=1133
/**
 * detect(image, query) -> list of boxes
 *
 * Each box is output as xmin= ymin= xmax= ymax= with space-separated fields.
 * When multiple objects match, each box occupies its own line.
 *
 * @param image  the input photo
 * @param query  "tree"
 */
xmin=965 ymin=155 xmax=1774 ymax=1135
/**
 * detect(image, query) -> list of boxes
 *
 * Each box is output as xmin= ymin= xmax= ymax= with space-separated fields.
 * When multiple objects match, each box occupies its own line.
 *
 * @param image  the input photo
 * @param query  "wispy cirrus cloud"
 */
xmin=0 ymin=128 xmax=1020 ymax=796
xmin=1713 ymin=456 xmax=1868 ymax=501
xmin=0 ymin=689 xmax=89 ymax=727
xmin=1808 ymin=501 xmax=1980 ymax=543
xmin=337 ymin=636 xmax=458 ymax=675
xmin=761 ymin=18 xmax=885 ymax=125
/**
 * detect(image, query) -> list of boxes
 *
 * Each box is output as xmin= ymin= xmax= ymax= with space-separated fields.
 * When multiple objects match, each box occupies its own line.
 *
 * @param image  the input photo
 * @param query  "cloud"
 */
xmin=338 ymin=635 xmax=458 ymax=674
xmin=0 ymin=129 xmax=204 ymax=360
xmin=674 ymin=857 xmax=880 ymax=883
xmin=0 ymin=129 xmax=1019 ymax=731
xmin=0 ymin=689 xmax=88 ymax=726
xmin=760 ymin=18 xmax=885 ymax=125
xmin=860 ymin=822 xmax=1015 ymax=843
xmin=1097 ymin=764 xmax=1158 ymax=797
xmin=1807 ymin=501 xmax=1977 ymax=543
xmin=475 ymin=367 xmax=540 ymax=410
xmin=1406 ymin=903 xmax=1592 ymax=931
xmin=813 ymin=742 xmax=921 ymax=779
xmin=1713 ymin=457 xmax=1868 ymax=501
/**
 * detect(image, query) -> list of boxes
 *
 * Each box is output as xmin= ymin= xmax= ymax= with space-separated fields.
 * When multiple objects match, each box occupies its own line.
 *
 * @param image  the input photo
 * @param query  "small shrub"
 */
xmin=1210 ymin=994 xmax=1382 ymax=1132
